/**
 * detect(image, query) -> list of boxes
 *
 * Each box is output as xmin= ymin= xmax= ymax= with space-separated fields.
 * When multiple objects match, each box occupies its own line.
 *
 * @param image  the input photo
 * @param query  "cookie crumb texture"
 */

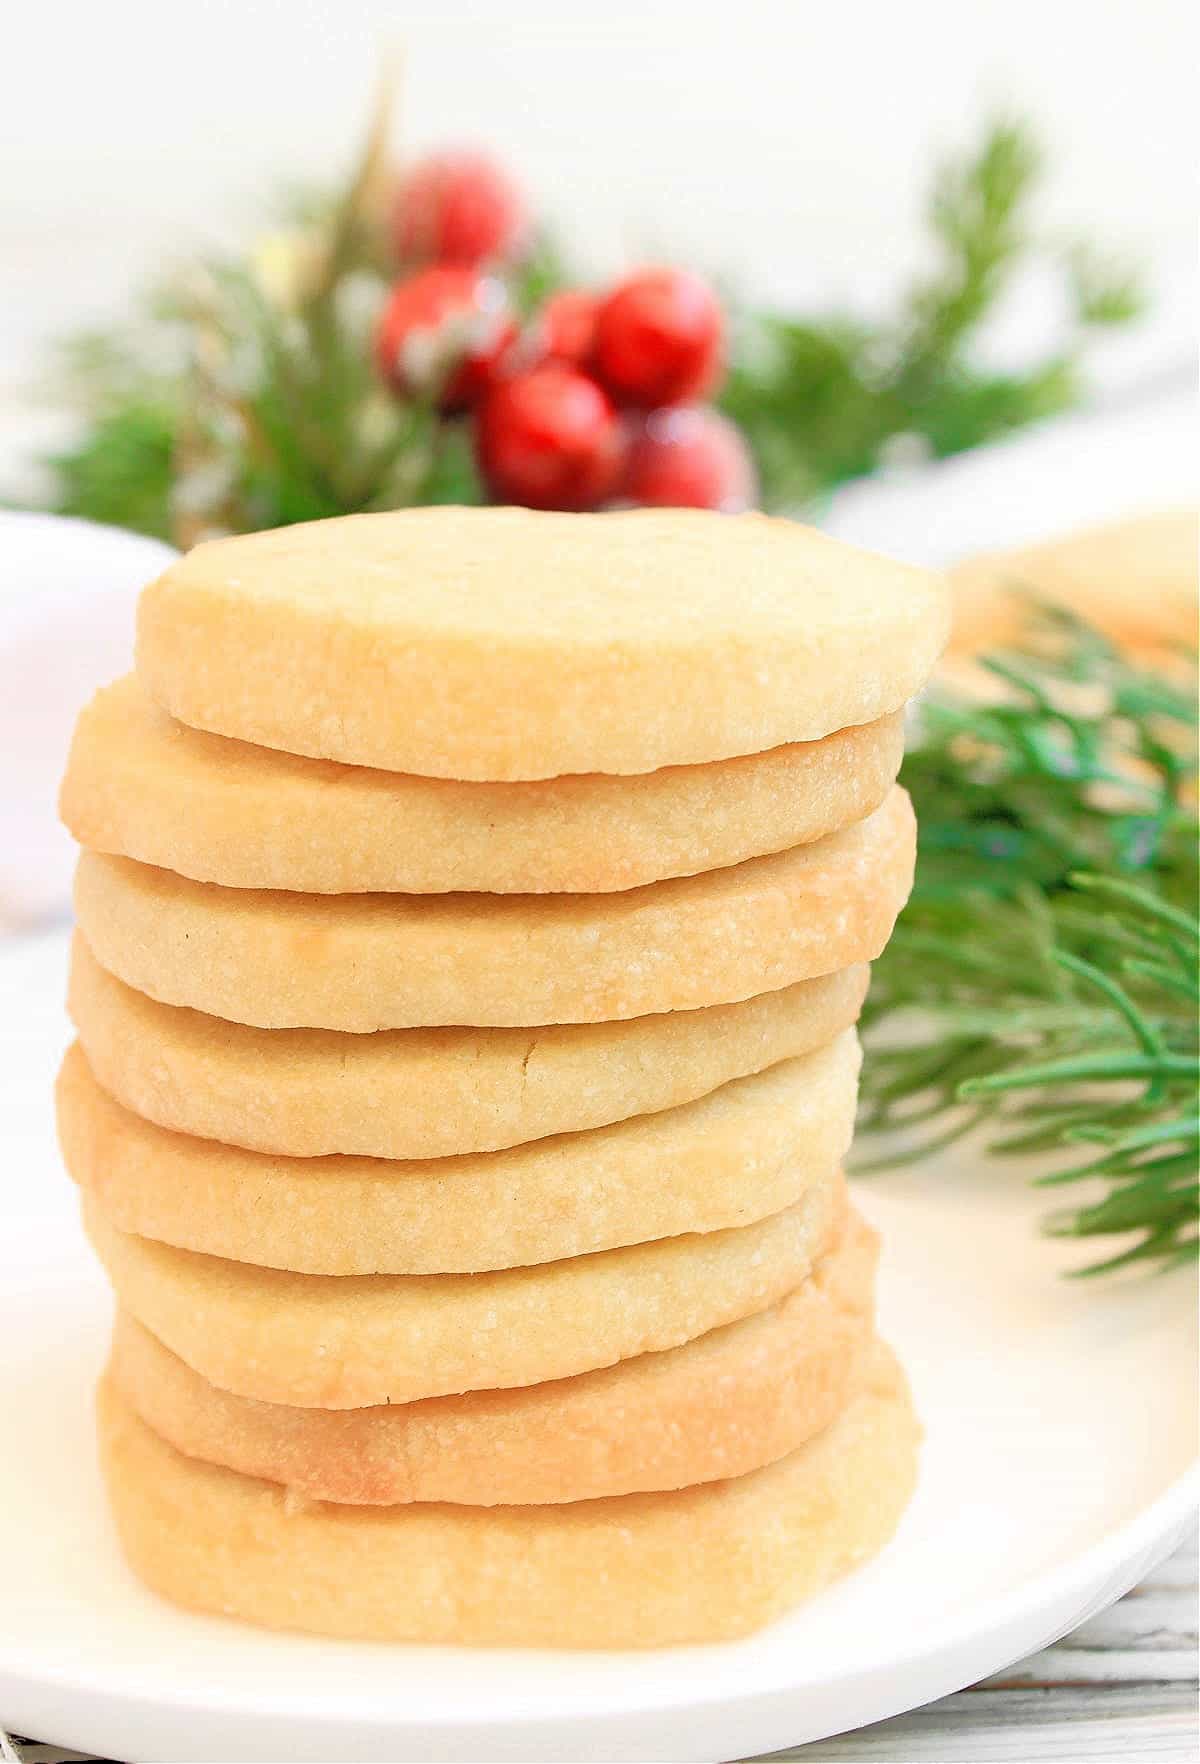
xmin=72 ymin=788 xmax=915 ymax=1030
xmin=66 ymin=934 xmax=870 ymax=1159
xmin=58 ymin=1031 xmax=860 ymax=1274
xmin=61 ymin=676 xmax=905 ymax=894
xmin=83 ymin=1175 xmax=839 ymax=1408
xmin=97 ymin=1339 xmax=919 ymax=1648
xmin=136 ymin=507 xmax=948 ymax=779
xmin=106 ymin=1207 xmax=879 ymax=1507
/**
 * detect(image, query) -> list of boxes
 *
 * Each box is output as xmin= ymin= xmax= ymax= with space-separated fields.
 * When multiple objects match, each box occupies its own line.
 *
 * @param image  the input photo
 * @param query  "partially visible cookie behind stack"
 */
xmin=59 ymin=507 xmax=947 ymax=1649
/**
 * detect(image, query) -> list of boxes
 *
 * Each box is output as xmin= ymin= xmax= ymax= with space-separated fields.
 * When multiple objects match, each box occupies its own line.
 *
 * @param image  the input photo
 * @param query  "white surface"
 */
xmin=2 ymin=0 xmax=1194 ymax=340
xmin=779 ymin=1536 xmax=1198 ymax=1760
xmin=0 ymin=930 xmax=1196 ymax=1764
xmin=781 ymin=1683 xmax=1198 ymax=1762
xmin=824 ymin=382 xmax=1199 ymax=566
xmin=7 ymin=1546 xmax=1197 ymax=1763
xmin=0 ymin=515 xmax=174 ymax=926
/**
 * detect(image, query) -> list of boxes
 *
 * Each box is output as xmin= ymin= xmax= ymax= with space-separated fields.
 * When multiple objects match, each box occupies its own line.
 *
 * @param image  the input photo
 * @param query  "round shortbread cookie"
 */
xmin=96 ymin=1339 xmax=919 ymax=1647
xmin=83 ymin=1176 xmax=838 ymax=1408
xmin=947 ymin=510 xmax=1199 ymax=668
xmin=68 ymin=934 xmax=869 ymax=1159
xmin=62 ymin=676 xmax=905 ymax=894
xmin=73 ymin=789 xmax=914 ymax=1030
xmin=59 ymin=1031 xmax=859 ymax=1274
xmin=135 ymin=505 xmax=948 ymax=781
xmin=107 ymin=1207 xmax=877 ymax=1505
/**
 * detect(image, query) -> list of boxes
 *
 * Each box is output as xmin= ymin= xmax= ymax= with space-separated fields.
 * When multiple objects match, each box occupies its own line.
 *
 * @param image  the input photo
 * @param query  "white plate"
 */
xmin=1 ymin=931 xmax=1195 ymax=1764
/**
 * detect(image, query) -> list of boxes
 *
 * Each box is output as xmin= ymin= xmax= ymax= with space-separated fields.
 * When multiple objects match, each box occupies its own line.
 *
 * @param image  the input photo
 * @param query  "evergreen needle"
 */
xmin=860 ymin=608 xmax=1198 ymax=1274
xmin=30 ymin=115 xmax=1142 ymax=538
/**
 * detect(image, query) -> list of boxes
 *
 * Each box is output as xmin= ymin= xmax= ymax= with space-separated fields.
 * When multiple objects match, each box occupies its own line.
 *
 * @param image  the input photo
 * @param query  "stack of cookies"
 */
xmin=58 ymin=507 xmax=948 ymax=1648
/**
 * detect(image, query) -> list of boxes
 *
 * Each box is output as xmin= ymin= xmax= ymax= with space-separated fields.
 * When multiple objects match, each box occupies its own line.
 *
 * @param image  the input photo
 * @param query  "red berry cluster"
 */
xmin=376 ymin=150 xmax=756 ymax=513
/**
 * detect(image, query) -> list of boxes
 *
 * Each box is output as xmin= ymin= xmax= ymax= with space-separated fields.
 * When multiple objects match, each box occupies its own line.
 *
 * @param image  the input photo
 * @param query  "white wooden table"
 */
xmin=4 ymin=1534 xmax=1194 ymax=1764
xmin=754 ymin=1532 xmax=1199 ymax=1763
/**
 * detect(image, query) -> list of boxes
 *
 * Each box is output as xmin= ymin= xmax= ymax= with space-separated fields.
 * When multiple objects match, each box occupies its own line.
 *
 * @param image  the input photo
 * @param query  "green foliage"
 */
xmin=861 ymin=612 xmax=1199 ymax=1273
xmin=722 ymin=117 xmax=1144 ymax=508
xmin=38 ymin=329 xmax=181 ymax=539
xmin=507 ymin=232 xmax=573 ymax=318
xmin=43 ymin=400 xmax=179 ymax=541
xmin=901 ymin=117 xmax=1042 ymax=369
xmin=720 ymin=314 xmax=883 ymax=507
xmin=32 ymin=114 xmax=1141 ymax=542
xmin=34 ymin=84 xmax=484 ymax=542
xmin=1066 ymin=243 xmax=1146 ymax=327
xmin=42 ymin=234 xmax=486 ymax=541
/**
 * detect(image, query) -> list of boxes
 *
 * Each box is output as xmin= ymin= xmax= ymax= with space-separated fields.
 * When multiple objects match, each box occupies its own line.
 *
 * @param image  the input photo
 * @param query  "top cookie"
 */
xmin=136 ymin=507 xmax=948 ymax=780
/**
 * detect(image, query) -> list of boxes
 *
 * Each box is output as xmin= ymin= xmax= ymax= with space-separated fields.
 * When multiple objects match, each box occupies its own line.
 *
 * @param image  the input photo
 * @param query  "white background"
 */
xmin=3 ymin=0 xmax=1196 ymax=414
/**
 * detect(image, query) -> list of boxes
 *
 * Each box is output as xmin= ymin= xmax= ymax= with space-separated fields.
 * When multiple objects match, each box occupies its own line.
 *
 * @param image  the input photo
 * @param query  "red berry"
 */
xmin=622 ymin=407 xmax=757 ymax=511
xmin=538 ymin=289 xmax=599 ymax=367
xmin=475 ymin=365 xmax=623 ymax=511
xmin=494 ymin=289 xmax=598 ymax=380
xmin=376 ymin=266 xmax=516 ymax=412
xmin=393 ymin=150 xmax=527 ymax=267
xmin=593 ymin=268 xmax=724 ymax=407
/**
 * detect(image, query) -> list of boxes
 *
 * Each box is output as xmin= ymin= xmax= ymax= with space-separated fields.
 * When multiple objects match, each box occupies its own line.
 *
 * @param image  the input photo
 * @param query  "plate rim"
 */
xmin=1 ymin=1429 xmax=1195 ymax=1729
xmin=2 ymin=928 xmax=1196 ymax=1757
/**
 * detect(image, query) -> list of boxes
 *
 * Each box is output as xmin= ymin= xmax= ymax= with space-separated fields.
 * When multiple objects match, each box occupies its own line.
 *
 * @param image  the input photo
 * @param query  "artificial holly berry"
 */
xmin=499 ymin=290 xmax=597 ymax=378
xmin=593 ymin=268 xmax=724 ymax=408
xmin=475 ymin=364 xmax=623 ymax=511
xmin=375 ymin=266 xmax=516 ymax=412
xmin=393 ymin=150 xmax=527 ymax=267
xmin=536 ymin=289 xmax=599 ymax=368
xmin=622 ymin=406 xmax=757 ymax=511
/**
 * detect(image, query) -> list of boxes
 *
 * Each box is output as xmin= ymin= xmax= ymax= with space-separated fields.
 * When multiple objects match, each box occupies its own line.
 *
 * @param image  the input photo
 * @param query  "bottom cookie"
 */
xmin=97 ymin=1339 xmax=919 ymax=1649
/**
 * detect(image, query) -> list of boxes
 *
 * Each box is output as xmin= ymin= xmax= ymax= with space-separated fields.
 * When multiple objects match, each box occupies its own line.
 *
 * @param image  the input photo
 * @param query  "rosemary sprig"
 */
xmin=861 ymin=610 xmax=1199 ymax=1273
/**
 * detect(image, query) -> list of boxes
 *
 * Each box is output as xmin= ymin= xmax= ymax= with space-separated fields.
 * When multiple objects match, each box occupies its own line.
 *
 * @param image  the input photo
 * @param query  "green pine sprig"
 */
xmin=860 ymin=611 xmax=1198 ymax=1273
xmin=721 ymin=116 xmax=1144 ymax=508
xmin=31 ymin=113 xmax=1142 ymax=542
